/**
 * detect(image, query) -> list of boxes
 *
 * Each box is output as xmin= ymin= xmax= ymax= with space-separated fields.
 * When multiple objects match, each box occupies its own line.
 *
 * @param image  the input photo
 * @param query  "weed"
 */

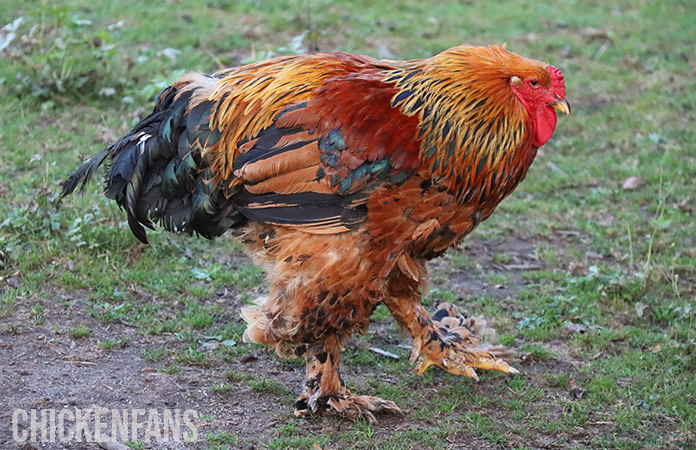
xmin=519 ymin=343 xmax=554 ymax=361
xmin=158 ymin=365 xmax=183 ymax=375
xmin=99 ymin=338 xmax=118 ymax=349
xmin=224 ymin=370 xmax=253 ymax=383
xmin=174 ymin=346 xmax=210 ymax=366
xmin=207 ymin=430 xmax=238 ymax=446
xmin=247 ymin=377 xmax=292 ymax=397
xmin=30 ymin=304 xmax=45 ymax=325
xmin=69 ymin=324 xmax=91 ymax=338
xmin=140 ymin=346 xmax=168 ymax=361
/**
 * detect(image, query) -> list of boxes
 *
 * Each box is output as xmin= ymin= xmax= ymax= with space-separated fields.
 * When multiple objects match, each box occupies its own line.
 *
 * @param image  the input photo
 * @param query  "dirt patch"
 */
xmin=0 ymin=287 xmax=294 ymax=448
xmin=0 ymin=233 xmax=632 ymax=449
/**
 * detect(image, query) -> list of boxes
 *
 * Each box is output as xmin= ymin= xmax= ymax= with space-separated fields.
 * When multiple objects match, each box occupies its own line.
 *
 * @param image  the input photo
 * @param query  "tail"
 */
xmin=62 ymin=74 xmax=245 ymax=243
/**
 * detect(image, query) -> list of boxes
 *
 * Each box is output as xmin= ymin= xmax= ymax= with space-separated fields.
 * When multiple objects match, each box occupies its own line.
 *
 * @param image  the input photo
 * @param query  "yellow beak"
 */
xmin=554 ymin=98 xmax=571 ymax=115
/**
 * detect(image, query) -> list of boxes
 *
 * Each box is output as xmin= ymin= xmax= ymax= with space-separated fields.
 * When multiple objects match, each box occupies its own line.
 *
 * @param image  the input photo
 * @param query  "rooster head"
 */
xmin=509 ymin=63 xmax=570 ymax=147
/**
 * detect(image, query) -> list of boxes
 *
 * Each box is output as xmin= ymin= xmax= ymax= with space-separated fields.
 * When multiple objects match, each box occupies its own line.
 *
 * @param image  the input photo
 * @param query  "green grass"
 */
xmin=140 ymin=346 xmax=168 ymax=361
xmin=69 ymin=324 xmax=92 ymax=338
xmin=1 ymin=0 xmax=695 ymax=449
xmin=207 ymin=429 xmax=239 ymax=448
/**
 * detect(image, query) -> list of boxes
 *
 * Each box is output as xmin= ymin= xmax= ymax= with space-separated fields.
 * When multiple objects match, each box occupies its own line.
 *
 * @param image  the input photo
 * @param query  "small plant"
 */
xmin=633 ymin=170 xmax=677 ymax=294
xmin=158 ymin=365 xmax=183 ymax=375
xmin=247 ymin=377 xmax=292 ymax=396
xmin=207 ymin=430 xmax=239 ymax=446
xmin=69 ymin=324 xmax=92 ymax=338
xmin=520 ymin=343 xmax=553 ymax=361
xmin=31 ymin=304 xmax=45 ymax=325
xmin=174 ymin=346 xmax=210 ymax=366
xmin=1 ymin=190 xmax=63 ymax=241
xmin=183 ymin=310 xmax=214 ymax=329
xmin=99 ymin=338 xmax=119 ymax=349
xmin=492 ymin=252 xmax=512 ymax=264
xmin=140 ymin=346 xmax=168 ymax=361
xmin=224 ymin=370 xmax=253 ymax=383
xmin=211 ymin=383 xmax=234 ymax=394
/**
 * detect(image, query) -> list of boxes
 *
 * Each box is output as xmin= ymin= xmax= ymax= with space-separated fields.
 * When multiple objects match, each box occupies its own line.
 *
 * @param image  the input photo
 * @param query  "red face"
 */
xmin=510 ymin=64 xmax=569 ymax=147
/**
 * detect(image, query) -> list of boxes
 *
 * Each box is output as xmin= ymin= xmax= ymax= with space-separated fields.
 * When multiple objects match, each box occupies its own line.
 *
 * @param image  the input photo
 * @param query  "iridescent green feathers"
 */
xmin=62 ymin=79 xmax=244 ymax=243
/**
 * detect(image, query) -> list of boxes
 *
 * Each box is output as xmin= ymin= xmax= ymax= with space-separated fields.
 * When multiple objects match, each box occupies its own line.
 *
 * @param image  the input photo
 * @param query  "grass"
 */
xmin=207 ymin=429 xmax=239 ymax=448
xmin=68 ymin=323 xmax=91 ymax=338
xmin=1 ymin=0 xmax=695 ymax=449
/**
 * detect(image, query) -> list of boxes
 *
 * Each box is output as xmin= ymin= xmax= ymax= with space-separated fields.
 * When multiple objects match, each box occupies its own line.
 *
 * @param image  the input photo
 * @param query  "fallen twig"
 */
xmin=368 ymin=347 xmax=400 ymax=359
xmin=61 ymin=360 xmax=97 ymax=366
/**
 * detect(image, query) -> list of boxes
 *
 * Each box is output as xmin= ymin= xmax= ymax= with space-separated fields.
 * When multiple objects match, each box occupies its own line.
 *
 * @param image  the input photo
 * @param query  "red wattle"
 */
xmin=532 ymin=106 xmax=557 ymax=147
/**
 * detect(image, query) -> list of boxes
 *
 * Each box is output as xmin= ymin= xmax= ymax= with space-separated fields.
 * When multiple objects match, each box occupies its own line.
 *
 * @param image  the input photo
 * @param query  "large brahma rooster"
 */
xmin=63 ymin=44 xmax=569 ymax=422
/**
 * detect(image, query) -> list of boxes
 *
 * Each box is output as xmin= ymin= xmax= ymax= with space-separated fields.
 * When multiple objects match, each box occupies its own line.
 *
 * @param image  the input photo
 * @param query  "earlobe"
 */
xmin=510 ymin=76 xmax=522 ymax=90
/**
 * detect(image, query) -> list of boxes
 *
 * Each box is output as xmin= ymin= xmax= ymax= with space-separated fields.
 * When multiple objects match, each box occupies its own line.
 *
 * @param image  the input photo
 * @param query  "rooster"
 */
xmin=63 ymin=44 xmax=569 ymax=422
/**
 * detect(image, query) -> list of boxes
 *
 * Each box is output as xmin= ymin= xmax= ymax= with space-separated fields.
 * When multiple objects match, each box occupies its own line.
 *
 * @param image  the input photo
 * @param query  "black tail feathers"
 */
xmin=61 ymin=148 xmax=110 ymax=197
xmin=62 ymin=78 xmax=244 ymax=243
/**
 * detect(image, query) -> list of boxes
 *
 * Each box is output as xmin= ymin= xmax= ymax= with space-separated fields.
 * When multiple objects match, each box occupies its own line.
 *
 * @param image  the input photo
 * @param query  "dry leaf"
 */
xmin=5 ymin=276 xmax=20 ymax=288
xmin=565 ymin=322 xmax=588 ymax=334
xmin=569 ymin=378 xmax=584 ymax=399
xmin=622 ymin=176 xmax=642 ymax=190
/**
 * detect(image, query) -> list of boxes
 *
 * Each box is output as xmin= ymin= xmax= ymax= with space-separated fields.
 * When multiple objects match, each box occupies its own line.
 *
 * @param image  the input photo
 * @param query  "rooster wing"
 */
xmin=64 ymin=53 xmax=421 ymax=241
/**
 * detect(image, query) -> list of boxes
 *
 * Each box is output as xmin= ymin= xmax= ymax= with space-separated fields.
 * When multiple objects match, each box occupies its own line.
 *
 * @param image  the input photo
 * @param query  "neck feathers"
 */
xmin=386 ymin=45 xmax=538 ymax=204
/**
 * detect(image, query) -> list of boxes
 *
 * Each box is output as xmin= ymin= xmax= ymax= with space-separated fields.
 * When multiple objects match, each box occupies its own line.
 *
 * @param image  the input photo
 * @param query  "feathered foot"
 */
xmin=386 ymin=300 xmax=519 ymax=380
xmin=294 ymin=340 xmax=402 ymax=423
xmin=294 ymin=388 xmax=401 ymax=424
xmin=412 ymin=303 xmax=518 ymax=379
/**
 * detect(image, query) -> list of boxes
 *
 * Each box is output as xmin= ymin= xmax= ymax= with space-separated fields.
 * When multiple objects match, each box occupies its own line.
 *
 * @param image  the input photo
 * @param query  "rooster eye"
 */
xmin=530 ymin=80 xmax=538 ymax=87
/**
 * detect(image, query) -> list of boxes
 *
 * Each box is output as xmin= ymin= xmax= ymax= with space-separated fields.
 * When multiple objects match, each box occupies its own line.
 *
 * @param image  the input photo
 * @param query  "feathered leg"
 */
xmin=294 ymin=337 xmax=402 ymax=423
xmin=385 ymin=299 xmax=519 ymax=380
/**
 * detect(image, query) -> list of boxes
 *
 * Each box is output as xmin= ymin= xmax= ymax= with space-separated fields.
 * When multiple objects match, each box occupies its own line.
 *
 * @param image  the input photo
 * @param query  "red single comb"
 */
xmin=546 ymin=65 xmax=566 ymax=97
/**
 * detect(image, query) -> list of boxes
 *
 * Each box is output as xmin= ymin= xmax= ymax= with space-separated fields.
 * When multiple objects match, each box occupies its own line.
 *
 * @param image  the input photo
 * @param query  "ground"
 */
xmin=0 ymin=1 xmax=695 ymax=449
